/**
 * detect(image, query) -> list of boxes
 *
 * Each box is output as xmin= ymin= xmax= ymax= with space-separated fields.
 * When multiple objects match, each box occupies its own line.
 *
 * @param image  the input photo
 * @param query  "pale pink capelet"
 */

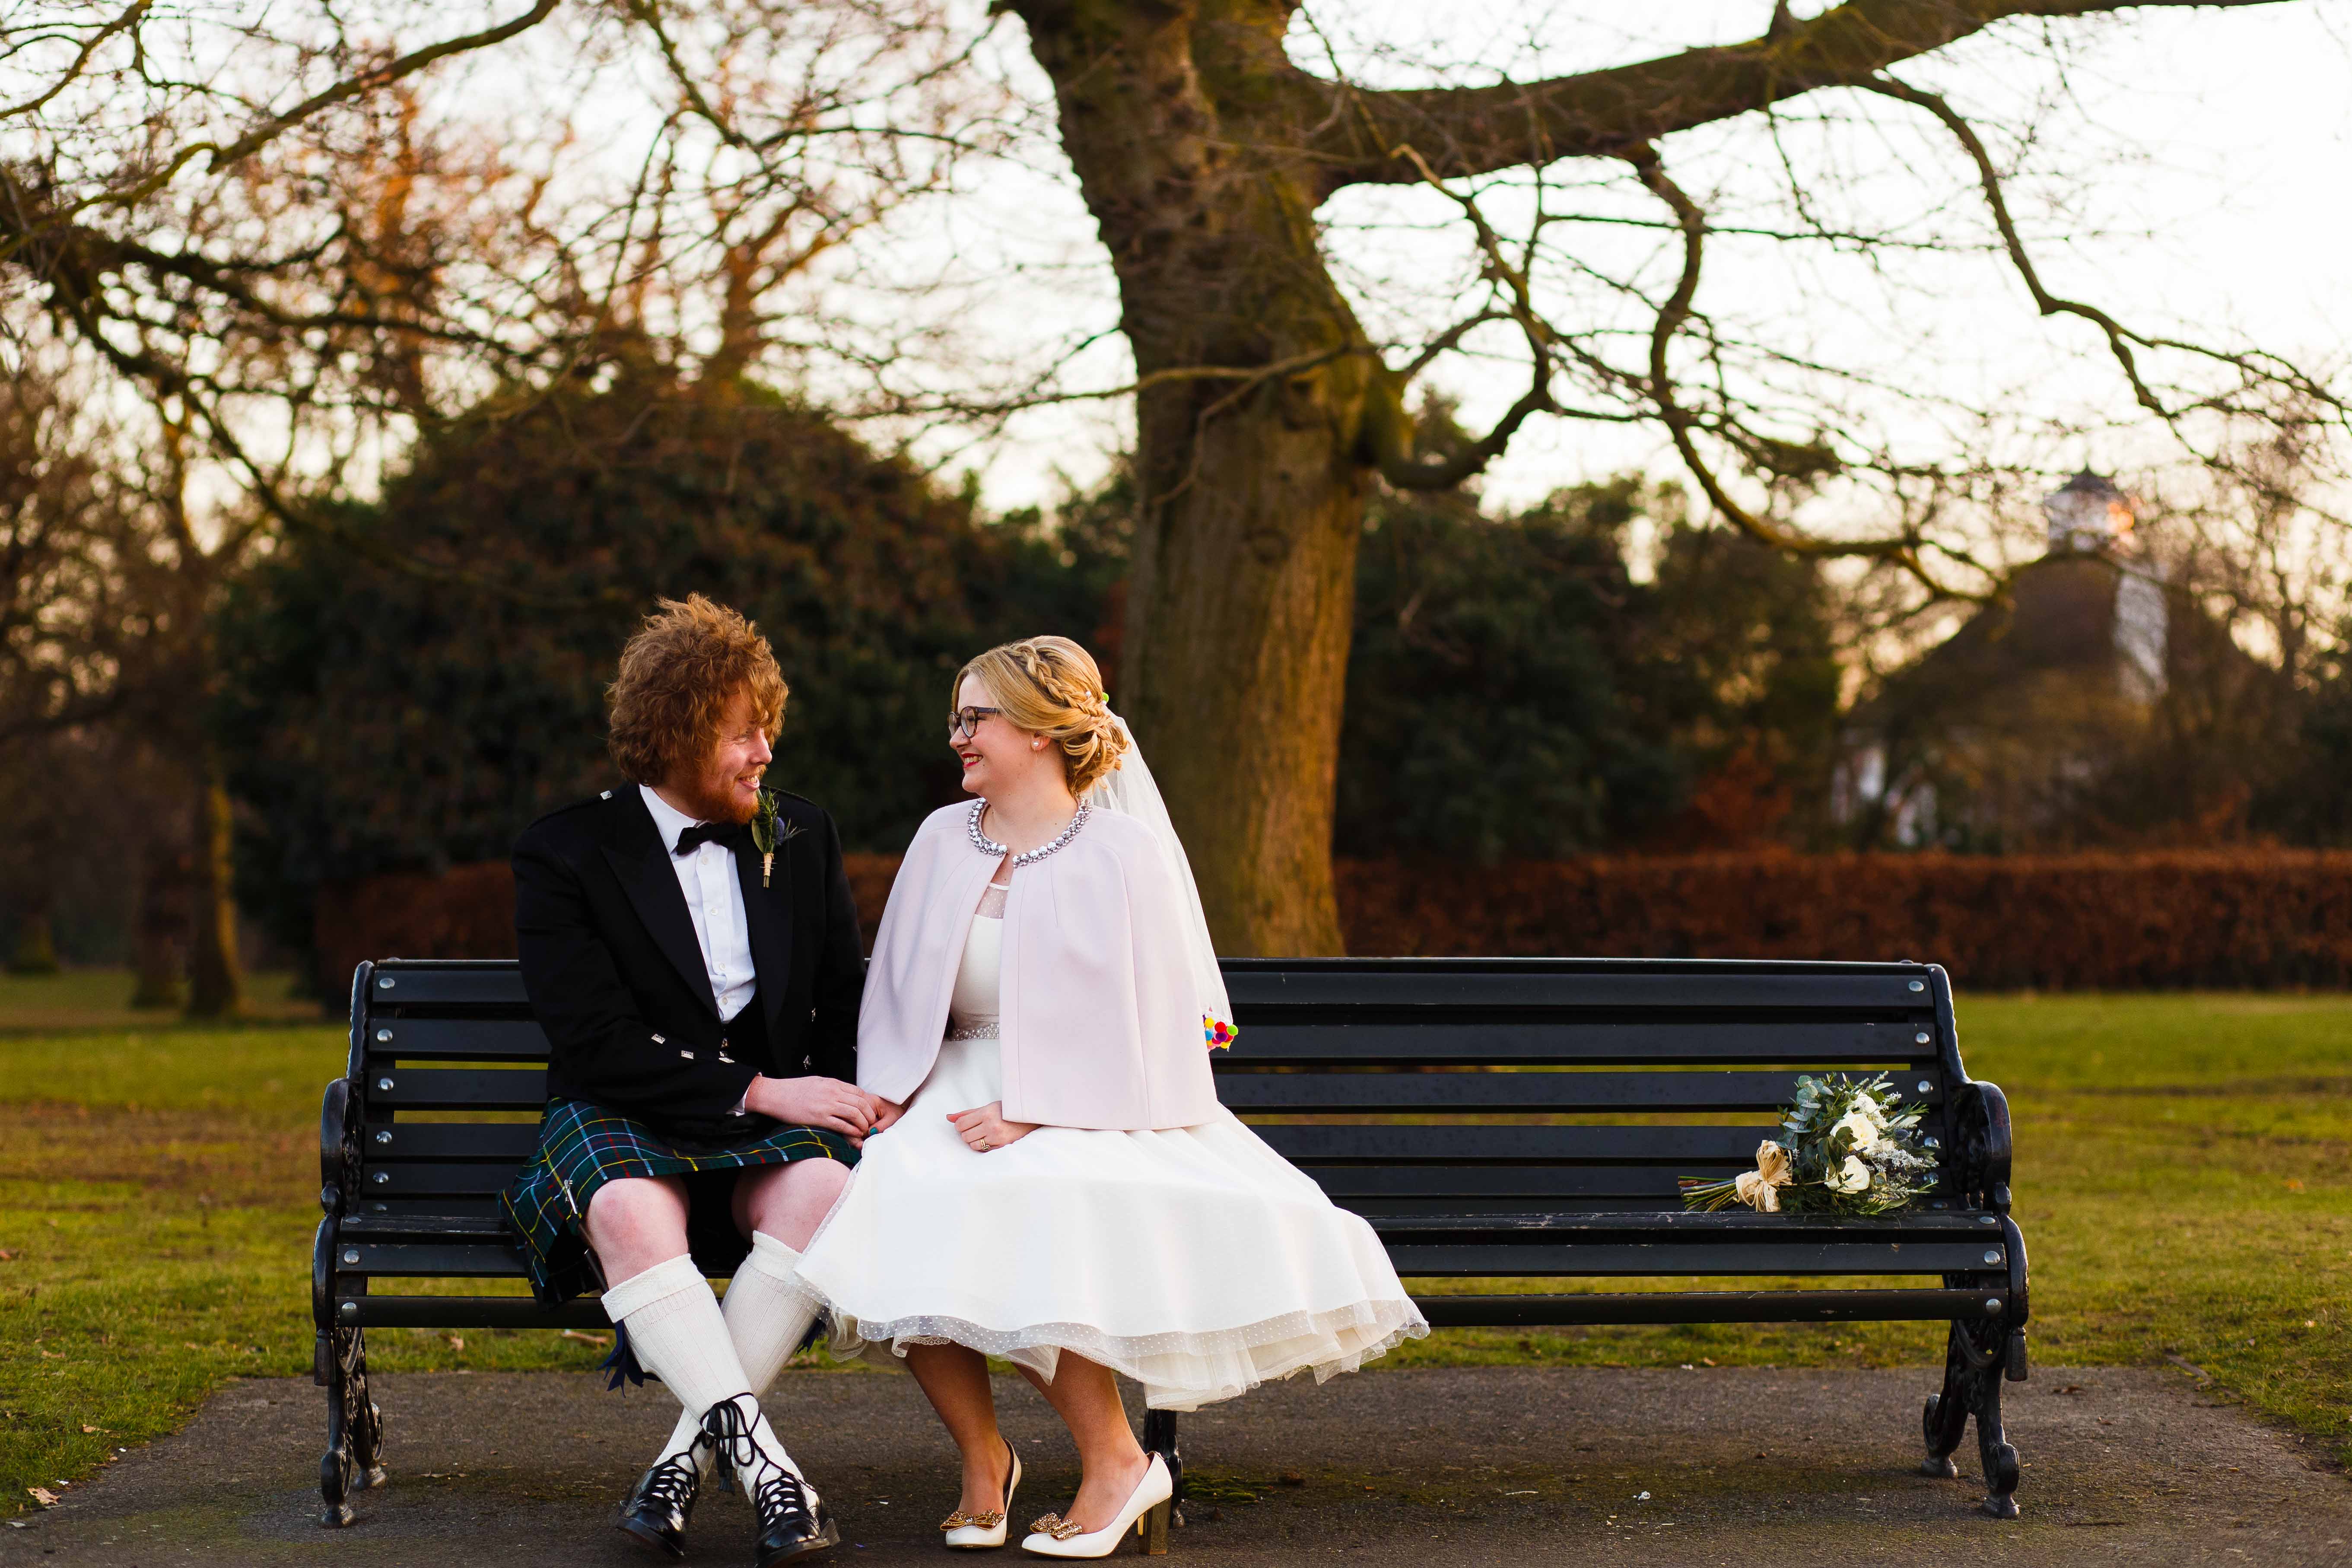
xmin=855 ymin=802 xmax=1224 ymax=1130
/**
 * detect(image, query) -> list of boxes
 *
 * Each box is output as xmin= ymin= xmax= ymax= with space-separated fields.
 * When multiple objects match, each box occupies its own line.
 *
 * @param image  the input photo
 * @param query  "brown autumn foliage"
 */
xmin=317 ymin=849 xmax=2352 ymax=996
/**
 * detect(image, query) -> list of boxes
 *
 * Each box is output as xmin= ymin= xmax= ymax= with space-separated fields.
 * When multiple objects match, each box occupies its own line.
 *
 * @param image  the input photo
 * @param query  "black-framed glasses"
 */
xmin=947 ymin=705 xmax=1003 ymax=741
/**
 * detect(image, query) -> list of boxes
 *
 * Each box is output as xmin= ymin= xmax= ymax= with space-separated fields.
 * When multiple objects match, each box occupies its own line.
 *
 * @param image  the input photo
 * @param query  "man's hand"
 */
xmin=948 ymin=1100 xmax=1038 ymax=1154
xmin=746 ymin=1075 xmax=885 ymax=1144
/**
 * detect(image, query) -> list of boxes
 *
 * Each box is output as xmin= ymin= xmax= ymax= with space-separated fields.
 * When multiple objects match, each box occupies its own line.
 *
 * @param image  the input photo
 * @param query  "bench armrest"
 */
xmin=1949 ymin=1079 xmax=2013 ymax=1214
xmin=319 ymin=1077 xmax=357 ymax=1217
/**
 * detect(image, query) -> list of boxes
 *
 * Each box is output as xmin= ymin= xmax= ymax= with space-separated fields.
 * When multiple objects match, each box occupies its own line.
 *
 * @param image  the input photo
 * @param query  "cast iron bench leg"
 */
xmin=1142 ymin=1407 xmax=1182 ymax=1536
xmin=318 ymin=1324 xmax=386 ymax=1527
xmin=1921 ymin=1316 xmax=2021 ymax=1518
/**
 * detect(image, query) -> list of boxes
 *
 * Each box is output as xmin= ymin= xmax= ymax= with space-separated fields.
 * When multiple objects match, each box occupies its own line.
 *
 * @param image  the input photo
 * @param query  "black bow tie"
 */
xmin=673 ymin=821 xmax=741 ymax=857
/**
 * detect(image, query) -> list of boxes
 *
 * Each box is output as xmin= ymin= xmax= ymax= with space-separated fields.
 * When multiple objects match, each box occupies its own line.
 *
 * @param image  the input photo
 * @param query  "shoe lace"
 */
xmin=698 ymin=1393 xmax=761 ymax=1497
xmin=638 ymin=1450 xmax=699 ymax=1513
xmin=699 ymin=1394 xmax=810 ymax=1523
xmin=756 ymin=1466 xmax=813 ymax=1522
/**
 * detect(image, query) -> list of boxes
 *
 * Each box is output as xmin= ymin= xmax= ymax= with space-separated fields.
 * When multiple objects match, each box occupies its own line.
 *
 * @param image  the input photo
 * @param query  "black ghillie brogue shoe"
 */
xmin=750 ymin=1462 xmax=839 ymax=1565
xmin=698 ymin=1395 xmax=840 ymax=1565
xmin=615 ymin=1447 xmax=702 ymax=1558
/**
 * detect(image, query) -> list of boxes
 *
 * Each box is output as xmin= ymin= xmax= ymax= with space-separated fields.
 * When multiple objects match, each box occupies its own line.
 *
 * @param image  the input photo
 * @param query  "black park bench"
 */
xmin=313 ymin=954 xmax=2029 ymax=1530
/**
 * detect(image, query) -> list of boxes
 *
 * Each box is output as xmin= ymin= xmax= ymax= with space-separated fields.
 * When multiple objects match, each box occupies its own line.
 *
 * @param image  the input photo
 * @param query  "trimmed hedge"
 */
xmin=1338 ymin=850 xmax=2352 ymax=990
xmin=313 ymin=856 xmax=904 ymax=998
xmin=316 ymin=850 xmax=2352 ymax=994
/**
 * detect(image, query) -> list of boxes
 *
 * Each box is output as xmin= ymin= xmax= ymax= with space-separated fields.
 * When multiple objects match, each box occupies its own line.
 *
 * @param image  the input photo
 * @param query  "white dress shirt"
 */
xmin=638 ymin=785 xmax=758 ymax=1024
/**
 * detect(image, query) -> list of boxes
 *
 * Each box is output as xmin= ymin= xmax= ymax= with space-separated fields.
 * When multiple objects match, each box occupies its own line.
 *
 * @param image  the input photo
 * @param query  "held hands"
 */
xmin=948 ymin=1100 xmax=1038 ymax=1154
xmin=745 ymin=1075 xmax=889 ymax=1146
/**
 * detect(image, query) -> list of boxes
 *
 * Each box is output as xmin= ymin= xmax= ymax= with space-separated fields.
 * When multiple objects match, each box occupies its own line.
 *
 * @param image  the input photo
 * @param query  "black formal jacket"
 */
xmin=512 ymin=785 xmax=864 ymax=1140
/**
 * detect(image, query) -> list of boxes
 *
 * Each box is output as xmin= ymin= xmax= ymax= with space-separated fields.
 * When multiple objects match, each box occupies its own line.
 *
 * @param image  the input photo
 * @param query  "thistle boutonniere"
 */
xmin=749 ymin=789 xmax=804 ymax=887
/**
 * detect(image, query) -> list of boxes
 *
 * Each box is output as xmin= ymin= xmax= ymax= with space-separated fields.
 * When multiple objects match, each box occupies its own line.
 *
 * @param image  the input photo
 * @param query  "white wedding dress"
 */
xmin=791 ymin=875 xmax=1426 ymax=1411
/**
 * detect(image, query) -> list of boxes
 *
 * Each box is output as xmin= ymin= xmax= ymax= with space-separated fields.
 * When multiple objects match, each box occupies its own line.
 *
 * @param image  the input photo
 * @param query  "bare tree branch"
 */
xmin=1862 ymin=70 xmax=2346 ymax=431
xmin=1627 ymin=141 xmax=1986 ymax=598
xmin=1309 ymin=0 xmax=2297 ymax=190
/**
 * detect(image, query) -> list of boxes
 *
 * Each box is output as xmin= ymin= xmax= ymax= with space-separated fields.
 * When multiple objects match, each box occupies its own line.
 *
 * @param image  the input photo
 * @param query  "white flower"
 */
xmin=1831 ymin=1109 xmax=1882 ymax=1148
xmin=1824 ymin=1155 xmax=1873 ymax=1194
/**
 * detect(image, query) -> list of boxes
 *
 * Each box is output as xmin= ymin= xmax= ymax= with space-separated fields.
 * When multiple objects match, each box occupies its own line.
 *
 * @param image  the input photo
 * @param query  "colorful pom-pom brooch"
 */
xmin=1203 ymin=1015 xmax=1237 ymax=1050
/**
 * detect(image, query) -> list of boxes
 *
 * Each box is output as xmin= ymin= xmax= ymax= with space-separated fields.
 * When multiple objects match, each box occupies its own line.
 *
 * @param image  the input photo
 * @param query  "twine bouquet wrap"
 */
xmin=1680 ymin=1073 xmax=1939 ymax=1217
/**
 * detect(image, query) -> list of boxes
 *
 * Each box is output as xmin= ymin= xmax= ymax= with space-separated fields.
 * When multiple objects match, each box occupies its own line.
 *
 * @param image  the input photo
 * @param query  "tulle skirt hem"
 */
xmin=802 ymin=1293 xmax=1428 ymax=1412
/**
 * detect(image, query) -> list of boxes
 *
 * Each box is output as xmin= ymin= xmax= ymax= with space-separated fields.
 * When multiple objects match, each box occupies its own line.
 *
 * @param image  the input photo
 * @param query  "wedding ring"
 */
xmin=977 ymin=1137 xmax=990 ymax=1151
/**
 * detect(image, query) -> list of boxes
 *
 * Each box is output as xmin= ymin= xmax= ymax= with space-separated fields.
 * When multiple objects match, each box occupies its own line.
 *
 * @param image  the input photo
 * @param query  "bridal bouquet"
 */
xmin=1679 ymin=1073 xmax=1939 ymax=1217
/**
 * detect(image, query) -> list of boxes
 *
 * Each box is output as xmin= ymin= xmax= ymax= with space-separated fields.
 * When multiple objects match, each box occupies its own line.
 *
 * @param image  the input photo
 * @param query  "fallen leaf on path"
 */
xmin=560 ymin=1329 xmax=612 ymax=1347
xmin=79 ymin=1425 xmax=102 ymax=1434
xmin=444 ymin=1335 xmax=465 ymax=1352
xmin=27 ymin=1489 xmax=56 ymax=1508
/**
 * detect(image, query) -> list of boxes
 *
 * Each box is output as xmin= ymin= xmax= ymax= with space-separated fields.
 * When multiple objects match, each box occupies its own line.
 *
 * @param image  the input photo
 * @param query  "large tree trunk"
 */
xmin=131 ymin=837 xmax=190 ymax=1009
xmin=1124 ymin=377 xmax=1367 ymax=956
xmin=185 ymin=752 xmax=244 ymax=1019
xmin=8 ymin=905 xmax=61 ymax=975
xmin=1016 ymin=0 xmax=1398 ymax=955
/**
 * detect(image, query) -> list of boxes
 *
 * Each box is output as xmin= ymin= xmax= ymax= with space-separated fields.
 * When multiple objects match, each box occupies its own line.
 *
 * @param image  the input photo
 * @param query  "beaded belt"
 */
xmin=945 ymin=1022 xmax=1001 ymax=1041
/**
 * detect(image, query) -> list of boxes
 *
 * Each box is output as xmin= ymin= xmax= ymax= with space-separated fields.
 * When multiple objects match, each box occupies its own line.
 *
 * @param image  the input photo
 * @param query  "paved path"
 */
xmin=4 ymin=1364 xmax=2346 ymax=1566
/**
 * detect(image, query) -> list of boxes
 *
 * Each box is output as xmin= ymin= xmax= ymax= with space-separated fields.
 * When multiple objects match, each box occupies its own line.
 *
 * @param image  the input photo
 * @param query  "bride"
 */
xmin=790 ymin=636 xmax=1424 ymax=1558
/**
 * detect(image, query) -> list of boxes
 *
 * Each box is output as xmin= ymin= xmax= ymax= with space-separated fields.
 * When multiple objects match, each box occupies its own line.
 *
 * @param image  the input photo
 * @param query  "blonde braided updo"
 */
xmin=956 ymin=636 xmax=1129 ymax=796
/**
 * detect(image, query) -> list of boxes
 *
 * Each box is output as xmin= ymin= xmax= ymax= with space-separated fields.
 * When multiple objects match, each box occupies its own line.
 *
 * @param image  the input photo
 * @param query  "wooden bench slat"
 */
xmin=335 ymin=1294 xmax=606 ymax=1330
xmin=1366 ymin=1210 xmax=2002 ymax=1239
xmin=328 ymin=1286 xmax=1998 ymax=1334
xmin=362 ymin=1018 xmax=551 ymax=1061
xmin=360 ymin=1164 xmax=526 ymax=1196
xmin=366 ymin=1124 xmax=541 ymax=1161
xmin=340 ymin=1243 xmax=528 ymax=1277
xmin=365 ymin=966 xmax=534 ymax=1007
xmin=1386 ymin=1240 xmax=2002 ymax=1275
xmin=1219 ymin=1020 xmax=1935 ymax=1065
xmin=1217 ymin=1069 xmax=1943 ymax=1114
xmin=338 ymin=1213 xmax=512 ymax=1242
xmin=1256 ymin=1124 xmax=1795 ymax=1165
xmin=1226 ymin=969 xmax=1935 ymax=1011
xmin=367 ymin=1067 xmax=550 ymax=1111
xmin=342 ymin=1197 xmax=509 ymax=1223
xmin=1309 ymin=1166 xmax=1731 ymax=1199
xmin=1414 ymin=1290 xmax=2005 ymax=1326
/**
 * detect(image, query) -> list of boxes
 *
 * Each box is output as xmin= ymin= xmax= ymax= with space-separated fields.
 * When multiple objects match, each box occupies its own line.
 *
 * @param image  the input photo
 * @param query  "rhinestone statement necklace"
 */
xmin=967 ymin=799 xmax=1091 ymax=866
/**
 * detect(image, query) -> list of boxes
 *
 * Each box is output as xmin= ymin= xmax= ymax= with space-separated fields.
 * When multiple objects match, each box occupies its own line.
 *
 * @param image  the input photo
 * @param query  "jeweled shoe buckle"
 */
xmin=1030 ymin=1512 xmax=1086 ymax=1541
xmin=941 ymin=1509 xmax=1006 ymax=1531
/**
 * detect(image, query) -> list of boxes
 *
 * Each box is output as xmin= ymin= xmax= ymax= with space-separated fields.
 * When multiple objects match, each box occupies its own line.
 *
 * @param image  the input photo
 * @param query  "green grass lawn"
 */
xmin=2 ymin=983 xmax=2347 ymax=1516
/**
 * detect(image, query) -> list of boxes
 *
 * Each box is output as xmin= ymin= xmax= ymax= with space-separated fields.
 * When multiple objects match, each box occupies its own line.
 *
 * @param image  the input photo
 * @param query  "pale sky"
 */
xmin=137 ymin=1 xmax=2352 ymax=557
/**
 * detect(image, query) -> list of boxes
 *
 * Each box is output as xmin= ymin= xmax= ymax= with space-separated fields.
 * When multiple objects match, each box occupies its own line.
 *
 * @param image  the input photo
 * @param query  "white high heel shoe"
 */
xmin=1020 ymin=1453 xmax=1173 ymax=1558
xmin=942 ymin=1438 xmax=1023 ymax=1550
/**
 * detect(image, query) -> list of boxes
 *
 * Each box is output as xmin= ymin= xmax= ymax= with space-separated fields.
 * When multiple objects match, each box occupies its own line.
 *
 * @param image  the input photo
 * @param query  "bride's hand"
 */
xmin=870 ymin=1096 xmax=907 ymax=1133
xmin=948 ymin=1101 xmax=1037 ymax=1153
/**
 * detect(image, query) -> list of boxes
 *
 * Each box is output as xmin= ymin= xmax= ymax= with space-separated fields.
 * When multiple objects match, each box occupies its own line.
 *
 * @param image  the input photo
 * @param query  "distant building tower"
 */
xmin=1832 ymin=471 xmax=2254 ymax=848
xmin=2042 ymin=470 xmax=2167 ymax=703
xmin=2042 ymin=469 xmax=2135 ymax=553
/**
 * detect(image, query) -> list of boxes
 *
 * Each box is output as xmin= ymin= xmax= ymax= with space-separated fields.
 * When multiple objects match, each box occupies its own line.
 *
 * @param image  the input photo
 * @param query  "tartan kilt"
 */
xmin=501 ymin=1098 xmax=858 ymax=1306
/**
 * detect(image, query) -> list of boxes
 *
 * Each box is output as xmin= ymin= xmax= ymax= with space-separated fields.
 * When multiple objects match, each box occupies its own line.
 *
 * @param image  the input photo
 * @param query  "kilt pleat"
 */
xmin=501 ymin=1098 xmax=856 ymax=1305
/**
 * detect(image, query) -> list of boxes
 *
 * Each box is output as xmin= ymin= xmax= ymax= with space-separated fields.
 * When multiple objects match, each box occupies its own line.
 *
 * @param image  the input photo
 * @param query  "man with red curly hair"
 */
xmin=501 ymin=595 xmax=885 ymax=1564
